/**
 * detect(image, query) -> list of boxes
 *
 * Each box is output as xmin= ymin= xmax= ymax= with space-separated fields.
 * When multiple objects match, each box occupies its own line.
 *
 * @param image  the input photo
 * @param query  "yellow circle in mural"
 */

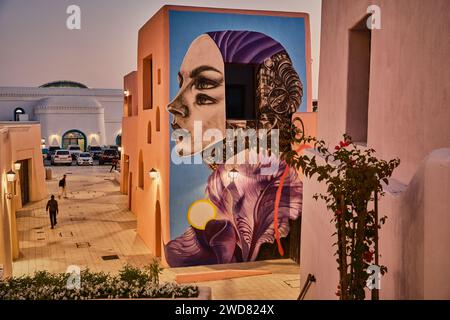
xmin=187 ymin=199 xmax=217 ymax=230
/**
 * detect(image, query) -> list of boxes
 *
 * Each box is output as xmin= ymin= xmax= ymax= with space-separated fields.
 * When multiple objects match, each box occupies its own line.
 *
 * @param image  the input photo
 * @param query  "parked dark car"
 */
xmin=47 ymin=146 xmax=61 ymax=160
xmin=99 ymin=149 xmax=119 ymax=165
xmin=88 ymin=145 xmax=103 ymax=159
xmin=105 ymin=145 xmax=121 ymax=159
xmin=108 ymin=145 xmax=119 ymax=151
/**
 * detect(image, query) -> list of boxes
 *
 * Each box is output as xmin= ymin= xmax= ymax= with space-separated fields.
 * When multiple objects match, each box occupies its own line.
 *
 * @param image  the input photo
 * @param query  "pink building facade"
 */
xmin=300 ymin=0 xmax=450 ymax=299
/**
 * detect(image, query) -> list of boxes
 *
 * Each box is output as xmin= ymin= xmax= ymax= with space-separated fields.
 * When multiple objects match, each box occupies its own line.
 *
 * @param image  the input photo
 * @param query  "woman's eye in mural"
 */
xmin=193 ymin=77 xmax=220 ymax=90
xmin=195 ymin=93 xmax=217 ymax=105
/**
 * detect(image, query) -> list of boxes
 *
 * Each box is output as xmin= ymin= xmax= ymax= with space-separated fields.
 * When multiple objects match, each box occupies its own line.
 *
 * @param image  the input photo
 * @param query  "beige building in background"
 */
xmin=301 ymin=0 xmax=450 ymax=299
xmin=0 ymin=122 xmax=47 ymax=278
xmin=0 ymin=81 xmax=123 ymax=150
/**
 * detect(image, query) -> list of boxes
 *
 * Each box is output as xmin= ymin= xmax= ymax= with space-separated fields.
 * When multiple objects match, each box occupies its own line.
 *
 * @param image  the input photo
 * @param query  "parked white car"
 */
xmin=68 ymin=145 xmax=82 ymax=159
xmin=51 ymin=150 xmax=72 ymax=166
xmin=76 ymin=152 xmax=94 ymax=166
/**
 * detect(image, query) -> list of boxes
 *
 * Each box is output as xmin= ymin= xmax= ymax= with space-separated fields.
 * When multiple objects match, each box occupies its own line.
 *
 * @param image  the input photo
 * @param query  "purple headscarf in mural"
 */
xmin=165 ymin=157 xmax=302 ymax=267
xmin=207 ymin=31 xmax=285 ymax=64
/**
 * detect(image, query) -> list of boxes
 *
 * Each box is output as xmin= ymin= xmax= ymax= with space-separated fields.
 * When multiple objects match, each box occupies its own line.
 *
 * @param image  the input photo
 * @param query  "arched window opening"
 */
xmin=138 ymin=150 xmax=144 ymax=189
xmin=14 ymin=108 xmax=25 ymax=121
xmin=156 ymin=107 xmax=161 ymax=132
xmin=116 ymin=133 xmax=122 ymax=147
xmin=147 ymin=121 xmax=152 ymax=144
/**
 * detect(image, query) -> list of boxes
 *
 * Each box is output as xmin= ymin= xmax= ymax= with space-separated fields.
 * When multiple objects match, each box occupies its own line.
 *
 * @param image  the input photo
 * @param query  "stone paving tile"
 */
xmin=13 ymin=165 xmax=301 ymax=300
xmin=166 ymin=259 xmax=301 ymax=300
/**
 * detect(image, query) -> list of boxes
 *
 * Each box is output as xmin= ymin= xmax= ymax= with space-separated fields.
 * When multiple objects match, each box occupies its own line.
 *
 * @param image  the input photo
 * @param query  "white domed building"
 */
xmin=0 ymin=81 xmax=123 ymax=150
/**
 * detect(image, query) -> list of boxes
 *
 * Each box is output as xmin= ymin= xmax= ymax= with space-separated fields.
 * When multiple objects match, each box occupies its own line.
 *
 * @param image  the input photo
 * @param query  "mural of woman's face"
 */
xmin=167 ymin=34 xmax=226 ymax=156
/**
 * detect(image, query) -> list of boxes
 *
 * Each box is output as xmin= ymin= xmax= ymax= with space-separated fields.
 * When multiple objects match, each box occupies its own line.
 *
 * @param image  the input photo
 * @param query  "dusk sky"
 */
xmin=0 ymin=0 xmax=321 ymax=97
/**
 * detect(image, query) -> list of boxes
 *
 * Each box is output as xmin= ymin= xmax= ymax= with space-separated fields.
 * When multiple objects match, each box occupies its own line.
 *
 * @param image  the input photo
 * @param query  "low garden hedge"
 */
xmin=0 ymin=264 xmax=199 ymax=300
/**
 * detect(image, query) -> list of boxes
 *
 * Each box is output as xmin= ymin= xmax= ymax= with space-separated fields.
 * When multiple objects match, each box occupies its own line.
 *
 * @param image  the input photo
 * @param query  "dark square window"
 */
xmin=226 ymin=85 xmax=246 ymax=119
xmin=225 ymin=63 xmax=256 ymax=120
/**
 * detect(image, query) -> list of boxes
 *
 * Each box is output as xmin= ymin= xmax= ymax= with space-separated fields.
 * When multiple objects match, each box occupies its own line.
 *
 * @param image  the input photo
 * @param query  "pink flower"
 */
xmin=336 ymin=284 xmax=341 ymax=297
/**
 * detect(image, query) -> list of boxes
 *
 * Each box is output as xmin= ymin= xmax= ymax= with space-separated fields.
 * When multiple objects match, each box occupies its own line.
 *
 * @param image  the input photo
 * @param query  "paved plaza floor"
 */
xmin=13 ymin=165 xmax=301 ymax=299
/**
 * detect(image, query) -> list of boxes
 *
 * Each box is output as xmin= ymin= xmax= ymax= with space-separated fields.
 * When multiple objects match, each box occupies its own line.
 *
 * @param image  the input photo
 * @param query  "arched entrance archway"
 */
xmin=155 ymin=201 xmax=162 ymax=257
xmin=62 ymin=130 xmax=87 ymax=151
xmin=13 ymin=107 xmax=25 ymax=121
xmin=115 ymin=133 xmax=122 ymax=146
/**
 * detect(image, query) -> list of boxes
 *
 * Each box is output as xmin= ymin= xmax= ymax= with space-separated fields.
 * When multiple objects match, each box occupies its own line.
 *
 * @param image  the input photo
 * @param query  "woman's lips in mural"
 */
xmin=172 ymin=123 xmax=185 ymax=143
xmin=171 ymin=122 xmax=189 ymax=156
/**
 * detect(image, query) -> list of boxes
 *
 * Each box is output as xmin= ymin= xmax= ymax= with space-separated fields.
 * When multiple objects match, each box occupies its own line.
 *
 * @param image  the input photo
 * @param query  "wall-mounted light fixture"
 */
xmin=228 ymin=168 xmax=239 ymax=181
xmin=14 ymin=162 xmax=21 ymax=171
xmin=149 ymin=168 xmax=160 ymax=180
xmin=6 ymin=169 xmax=16 ymax=199
xmin=6 ymin=170 xmax=16 ymax=182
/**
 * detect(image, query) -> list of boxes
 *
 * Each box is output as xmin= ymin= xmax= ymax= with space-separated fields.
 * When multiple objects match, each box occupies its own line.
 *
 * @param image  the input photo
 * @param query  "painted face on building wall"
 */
xmin=166 ymin=31 xmax=304 ymax=267
xmin=167 ymin=31 xmax=303 ymax=158
xmin=167 ymin=34 xmax=226 ymax=156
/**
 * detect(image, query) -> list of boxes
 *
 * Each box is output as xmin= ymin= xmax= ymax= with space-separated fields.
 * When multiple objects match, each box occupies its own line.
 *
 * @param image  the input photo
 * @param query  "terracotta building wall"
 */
xmin=0 ymin=122 xmax=47 ymax=278
xmin=123 ymin=5 xmax=314 ymax=266
xmin=121 ymin=71 xmax=138 ymax=200
xmin=132 ymin=7 xmax=171 ymax=262
xmin=123 ymin=71 xmax=138 ymax=117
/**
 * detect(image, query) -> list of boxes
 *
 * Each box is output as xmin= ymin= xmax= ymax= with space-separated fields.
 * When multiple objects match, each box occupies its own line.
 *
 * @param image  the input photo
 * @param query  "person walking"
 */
xmin=110 ymin=158 xmax=118 ymax=173
xmin=58 ymin=174 xmax=67 ymax=199
xmin=46 ymin=195 xmax=59 ymax=229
